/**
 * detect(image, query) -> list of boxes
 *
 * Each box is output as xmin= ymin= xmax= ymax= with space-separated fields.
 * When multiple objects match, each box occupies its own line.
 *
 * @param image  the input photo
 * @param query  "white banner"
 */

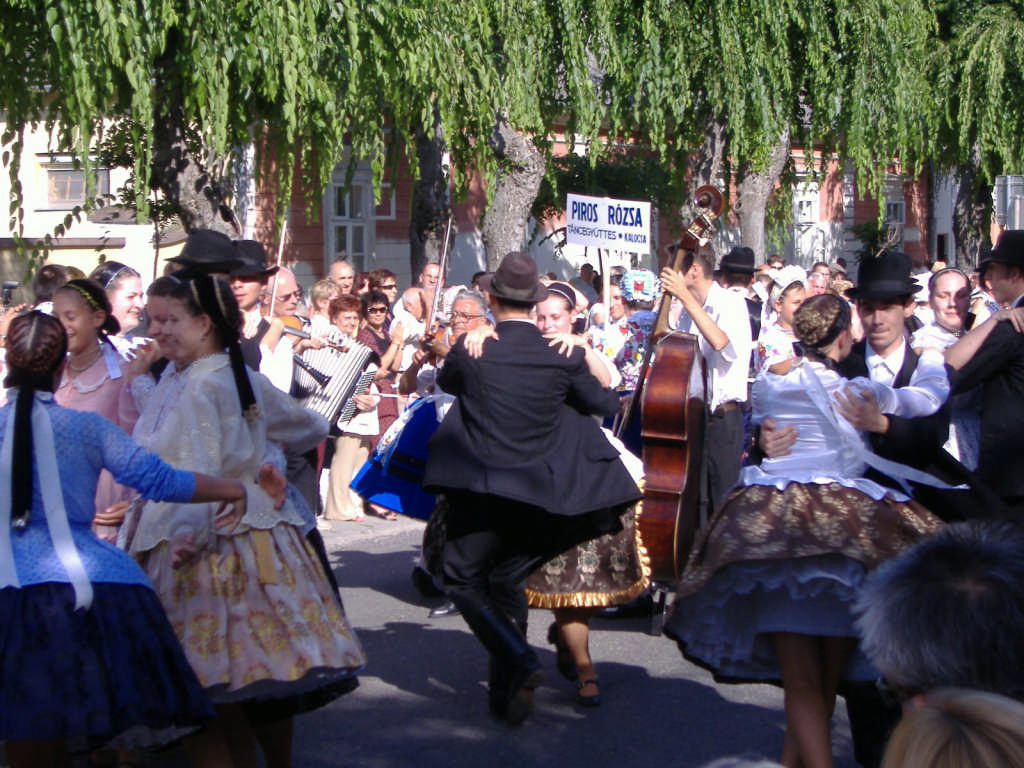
xmin=565 ymin=193 xmax=651 ymax=255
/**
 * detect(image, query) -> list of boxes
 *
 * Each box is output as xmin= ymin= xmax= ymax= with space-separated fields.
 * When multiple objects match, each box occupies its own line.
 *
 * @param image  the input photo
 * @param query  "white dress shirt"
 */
xmin=864 ymin=343 xmax=907 ymax=387
xmin=672 ymin=281 xmax=753 ymax=411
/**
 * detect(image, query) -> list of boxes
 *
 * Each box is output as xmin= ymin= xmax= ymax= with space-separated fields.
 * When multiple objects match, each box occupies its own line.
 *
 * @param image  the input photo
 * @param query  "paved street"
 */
xmin=3 ymin=515 xmax=859 ymax=768
xmin=288 ymin=516 xmax=858 ymax=768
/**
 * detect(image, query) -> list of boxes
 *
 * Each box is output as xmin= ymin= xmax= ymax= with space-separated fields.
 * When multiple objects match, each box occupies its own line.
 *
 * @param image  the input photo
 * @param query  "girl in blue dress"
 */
xmin=0 ymin=311 xmax=246 ymax=768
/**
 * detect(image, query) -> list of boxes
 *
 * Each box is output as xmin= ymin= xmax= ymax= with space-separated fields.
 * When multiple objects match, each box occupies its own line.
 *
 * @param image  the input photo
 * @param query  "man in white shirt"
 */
xmin=661 ymin=246 xmax=754 ymax=510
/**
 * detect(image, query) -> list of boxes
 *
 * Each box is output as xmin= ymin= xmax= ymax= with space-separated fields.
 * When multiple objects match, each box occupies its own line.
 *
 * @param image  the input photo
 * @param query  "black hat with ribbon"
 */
xmin=847 ymin=250 xmax=918 ymax=300
xmin=169 ymin=229 xmax=244 ymax=274
xmin=231 ymin=240 xmax=279 ymax=278
xmin=478 ymin=252 xmax=548 ymax=304
xmin=987 ymin=230 xmax=1024 ymax=267
xmin=719 ymin=246 xmax=756 ymax=274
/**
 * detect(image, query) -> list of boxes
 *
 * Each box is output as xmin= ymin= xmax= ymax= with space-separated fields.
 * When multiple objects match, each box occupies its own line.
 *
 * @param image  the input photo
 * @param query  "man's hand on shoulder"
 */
xmin=834 ymin=386 xmax=889 ymax=434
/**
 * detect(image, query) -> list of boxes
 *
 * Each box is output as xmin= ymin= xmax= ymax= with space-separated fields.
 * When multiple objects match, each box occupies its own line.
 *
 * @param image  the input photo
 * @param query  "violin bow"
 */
xmin=426 ymin=216 xmax=454 ymax=330
xmin=268 ymin=214 xmax=290 ymax=318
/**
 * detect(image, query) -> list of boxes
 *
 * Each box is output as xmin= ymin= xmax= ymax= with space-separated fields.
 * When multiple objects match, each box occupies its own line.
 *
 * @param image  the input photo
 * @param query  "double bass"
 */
xmin=619 ymin=186 xmax=724 ymax=583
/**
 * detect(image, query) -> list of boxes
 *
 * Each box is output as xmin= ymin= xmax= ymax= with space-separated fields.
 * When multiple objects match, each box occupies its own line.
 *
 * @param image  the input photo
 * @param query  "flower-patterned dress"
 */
xmin=614 ymin=310 xmax=656 ymax=391
xmin=130 ymin=354 xmax=365 ymax=705
xmin=665 ymin=352 xmax=949 ymax=684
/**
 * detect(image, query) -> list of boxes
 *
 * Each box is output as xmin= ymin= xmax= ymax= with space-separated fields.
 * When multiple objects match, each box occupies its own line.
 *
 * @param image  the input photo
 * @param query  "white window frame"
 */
xmin=884 ymin=200 xmax=906 ymax=225
xmin=793 ymin=181 xmax=819 ymax=224
xmin=324 ymin=167 xmax=374 ymax=273
xmin=373 ymin=182 xmax=395 ymax=220
xmin=38 ymin=155 xmax=110 ymax=211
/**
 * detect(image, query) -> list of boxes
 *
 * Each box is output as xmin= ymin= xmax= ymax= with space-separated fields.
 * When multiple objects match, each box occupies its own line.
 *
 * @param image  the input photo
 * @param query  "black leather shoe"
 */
xmin=504 ymin=662 xmax=545 ymax=725
xmin=411 ymin=566 xmax=444 ymax=598
xmin=428 ymin=599 xmax=460 ymax=618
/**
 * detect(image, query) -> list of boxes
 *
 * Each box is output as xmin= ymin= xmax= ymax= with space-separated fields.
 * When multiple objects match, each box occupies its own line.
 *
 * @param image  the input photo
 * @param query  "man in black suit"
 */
xmin=423 ymin=252 xmax=640 ymax=725
xmin=947 ymin=230 xmax=1024 ymax=516
xmin=834 ymin=251 xmax=951 ymax=470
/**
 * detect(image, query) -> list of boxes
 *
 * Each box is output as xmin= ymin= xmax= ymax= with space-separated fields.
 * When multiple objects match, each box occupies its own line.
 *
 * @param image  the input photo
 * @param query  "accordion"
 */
xmin=292 ymin=333 xmax=375 ymax=426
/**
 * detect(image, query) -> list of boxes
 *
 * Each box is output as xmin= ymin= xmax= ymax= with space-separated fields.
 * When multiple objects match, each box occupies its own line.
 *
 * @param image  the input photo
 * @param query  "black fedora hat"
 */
xmin=169 ymin=229 xmax=243 ymax=274
xmin=847 ymin=250 xmax=918 ymax=300
xmin=231 ymin=240 xmax=279 ymax=278
xmin=719 ymin=246 xmax=756 ymax=274
xmin=478 ymin=252 xmax=548 ymax=304
xmin=987 ymin=230 xmax=1024 ymax=267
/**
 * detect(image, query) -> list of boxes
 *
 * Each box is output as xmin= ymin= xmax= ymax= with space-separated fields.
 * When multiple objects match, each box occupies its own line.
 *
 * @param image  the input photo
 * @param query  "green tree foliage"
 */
xmin=5 ymin=0 xmax=1023 ymax=266
xmin=0 ymin=0 xmax=357 ymax=237
xmin=597 ymin=0 xmax=936 ymax=253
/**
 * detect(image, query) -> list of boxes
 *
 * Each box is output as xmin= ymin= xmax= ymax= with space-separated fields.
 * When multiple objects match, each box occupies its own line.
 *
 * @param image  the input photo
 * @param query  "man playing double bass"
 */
xmin=423 ymin=252 xmax=640 ymax=725
xmin=660 ymin=246 xmax=754 ymax=511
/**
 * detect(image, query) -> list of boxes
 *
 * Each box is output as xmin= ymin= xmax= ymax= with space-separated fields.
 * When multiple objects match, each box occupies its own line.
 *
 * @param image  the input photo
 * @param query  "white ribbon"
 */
xmin=0 ymin=394 xmax=93 ymax=610
xmin=803 ymin=363 xmax=966 ymax=494
xmin=0 ymin=401 xmax=19 ymax=590
xmin=102 ymin=342 xmax=123 ymax=381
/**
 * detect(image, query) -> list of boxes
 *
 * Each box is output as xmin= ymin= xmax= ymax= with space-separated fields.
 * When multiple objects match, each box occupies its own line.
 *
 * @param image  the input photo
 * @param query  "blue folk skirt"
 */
xmin=0 ymin=581 xmax=214 ymax=750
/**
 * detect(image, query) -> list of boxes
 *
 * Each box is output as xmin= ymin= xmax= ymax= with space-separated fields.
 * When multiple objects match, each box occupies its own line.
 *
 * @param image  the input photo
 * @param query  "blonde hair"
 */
xmin=882 ymin=688 xmax=1024 ymax=768
xmin=311 ymin=279 xmax=338 ymax=308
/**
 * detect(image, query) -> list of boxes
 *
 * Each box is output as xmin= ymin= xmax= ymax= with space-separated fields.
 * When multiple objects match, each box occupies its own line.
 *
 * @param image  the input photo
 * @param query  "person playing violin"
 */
xmin=398 ymin=290 xmax=489 ymax=397
xmin=228 ymin=239 xmax=280 ymax=370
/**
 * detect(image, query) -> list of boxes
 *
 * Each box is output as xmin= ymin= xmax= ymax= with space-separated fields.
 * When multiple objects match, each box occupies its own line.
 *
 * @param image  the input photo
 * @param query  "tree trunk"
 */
xmin=408 ymin=105 xmax=451 ymax=278
xmin=480 ymin=119 xmax=545 ymax=269
xmin=150 ymin=116 xmax=238 ymax=235
xmin=733 ymin=130 xmax=791 ymax=261
xmin=953 ymin=144 xmax=988 ymax=268
xmin=150 ymin=31 xmax=238 ymax=236
xmin=688 ymin=116 xmax=726 ymax=191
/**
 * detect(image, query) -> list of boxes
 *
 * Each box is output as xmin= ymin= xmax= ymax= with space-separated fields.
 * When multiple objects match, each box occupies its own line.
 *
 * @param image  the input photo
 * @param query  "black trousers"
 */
xmin=706 ymin=403 xmax=746 ymax=512
xmin=441 ymin=490 xmax=553 ymax=627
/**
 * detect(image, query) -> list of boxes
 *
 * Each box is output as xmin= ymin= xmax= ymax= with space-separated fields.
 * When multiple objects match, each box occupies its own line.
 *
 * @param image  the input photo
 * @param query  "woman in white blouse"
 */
xmin=667 ymin=294 xmax=949 ymax=768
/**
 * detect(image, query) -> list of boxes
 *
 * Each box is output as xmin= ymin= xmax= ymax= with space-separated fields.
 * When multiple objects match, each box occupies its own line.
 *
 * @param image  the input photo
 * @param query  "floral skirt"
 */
xmin=665 ymin=481 xmax=942 ymax=685
xmin=140 ymin=524 xmax=366 ymax=706
xmin=0 ymin=582 xmax=213 ymax=750
xmin=525 ymin=503 xmax=650 ymax=608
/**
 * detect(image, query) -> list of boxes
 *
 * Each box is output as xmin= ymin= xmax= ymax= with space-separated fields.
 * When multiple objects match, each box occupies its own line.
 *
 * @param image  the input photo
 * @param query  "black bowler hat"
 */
xmin=847 ymin=250 xmax=918 ymax=300
xmin=231 ymin=240 xmax=279 ymax=278
xmin=478 ymin=252 xmax=548 ymax=304
xmin=719 ymin=246 xmax=756 ymax=274
xmin=987 ymin=230 xmax=1024 ymax=267
xmin=169 ymin=229 xmax=243 ymax=274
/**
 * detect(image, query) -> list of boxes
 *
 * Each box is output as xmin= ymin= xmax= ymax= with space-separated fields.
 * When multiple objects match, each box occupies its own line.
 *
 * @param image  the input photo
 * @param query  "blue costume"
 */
xmin=0 ymin=394 xmax=213 ymax=749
